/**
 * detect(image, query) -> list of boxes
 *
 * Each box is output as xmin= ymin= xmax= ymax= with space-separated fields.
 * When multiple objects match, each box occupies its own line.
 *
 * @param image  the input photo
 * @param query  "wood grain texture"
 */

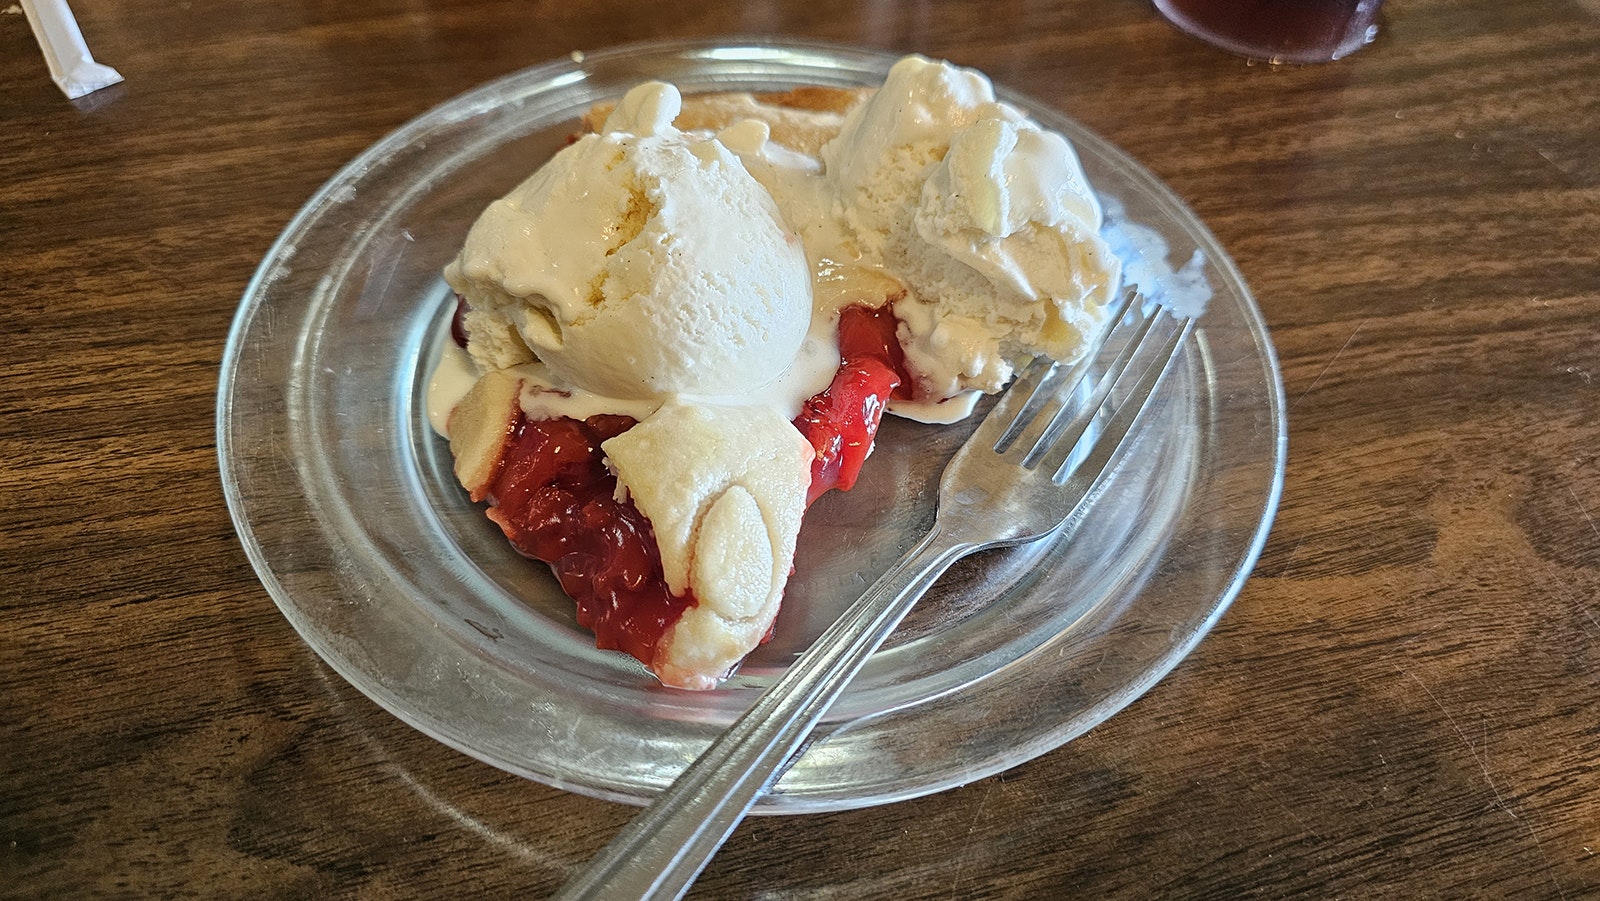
xmin=3 ymin=0 xmax=1598 ymax=897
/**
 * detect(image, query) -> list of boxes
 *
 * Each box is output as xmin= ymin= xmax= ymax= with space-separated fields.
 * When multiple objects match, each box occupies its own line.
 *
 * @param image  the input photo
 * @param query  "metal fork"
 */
xmin=553 ymin=290 xmax=1195 ymax=901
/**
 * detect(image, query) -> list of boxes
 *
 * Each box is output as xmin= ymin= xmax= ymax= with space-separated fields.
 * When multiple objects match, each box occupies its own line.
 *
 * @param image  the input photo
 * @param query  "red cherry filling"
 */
xmin=483 ymin=413 xmax=692 ymax=665
xmin=474 ymin=300 xmax=912 ymax=671
xmin=450 ymin=294 xmax=471 ymax=349
xmin=793 ymin=303 xmax=908 ymax=504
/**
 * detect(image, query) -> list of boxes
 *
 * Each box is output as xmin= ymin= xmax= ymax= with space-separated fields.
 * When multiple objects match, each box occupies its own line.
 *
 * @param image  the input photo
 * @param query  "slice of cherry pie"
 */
xmin=435 ymin=56 xmax=1120 ymax=689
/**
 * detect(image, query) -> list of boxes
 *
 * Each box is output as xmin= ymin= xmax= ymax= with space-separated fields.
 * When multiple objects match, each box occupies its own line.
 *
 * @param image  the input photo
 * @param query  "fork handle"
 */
xmin=552 ymin=524 xmax=972 ymax=901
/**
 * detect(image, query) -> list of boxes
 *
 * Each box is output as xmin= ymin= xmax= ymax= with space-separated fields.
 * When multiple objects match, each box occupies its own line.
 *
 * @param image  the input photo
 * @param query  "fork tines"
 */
xmin=985 ymin=288 xmax=1194 ymax=484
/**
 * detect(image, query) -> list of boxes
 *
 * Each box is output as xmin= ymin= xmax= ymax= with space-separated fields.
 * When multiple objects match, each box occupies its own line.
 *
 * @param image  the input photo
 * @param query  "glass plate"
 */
xmin=217 ymin=38 xmax=1286 ymax=813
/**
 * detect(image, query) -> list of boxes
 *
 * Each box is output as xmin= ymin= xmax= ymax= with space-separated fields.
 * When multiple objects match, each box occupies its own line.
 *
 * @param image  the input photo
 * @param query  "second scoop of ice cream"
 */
xmin=444 ymin=83 xmax=813 ymax=402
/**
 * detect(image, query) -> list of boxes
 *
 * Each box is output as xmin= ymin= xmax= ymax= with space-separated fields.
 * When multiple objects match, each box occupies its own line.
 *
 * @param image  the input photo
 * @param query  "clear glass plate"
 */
xmin=217 ymin=39 xmax=1286 ymax=813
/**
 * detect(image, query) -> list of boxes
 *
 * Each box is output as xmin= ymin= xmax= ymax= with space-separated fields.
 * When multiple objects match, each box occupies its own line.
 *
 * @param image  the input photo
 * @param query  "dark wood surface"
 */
xmin=5 ymin=0 xmax=1599 ymax=897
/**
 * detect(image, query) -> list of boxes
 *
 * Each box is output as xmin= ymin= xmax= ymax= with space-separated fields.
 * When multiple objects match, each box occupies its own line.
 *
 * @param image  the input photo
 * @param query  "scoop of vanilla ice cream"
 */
xmin=444 ymin=82 xmax=812 ymax=402
xmin=819 ymin=56 xmax=1122 ymax=402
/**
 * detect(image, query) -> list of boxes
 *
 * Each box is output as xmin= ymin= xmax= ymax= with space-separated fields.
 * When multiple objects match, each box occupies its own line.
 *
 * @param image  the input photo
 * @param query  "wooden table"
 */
xmin=5 ymin=1 xmax=1598 ymax=897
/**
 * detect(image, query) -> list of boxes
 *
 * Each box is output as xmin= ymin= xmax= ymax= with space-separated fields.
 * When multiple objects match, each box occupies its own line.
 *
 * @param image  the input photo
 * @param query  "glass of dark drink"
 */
xmin=1154 ymin=0 xmax=1383 ymax=63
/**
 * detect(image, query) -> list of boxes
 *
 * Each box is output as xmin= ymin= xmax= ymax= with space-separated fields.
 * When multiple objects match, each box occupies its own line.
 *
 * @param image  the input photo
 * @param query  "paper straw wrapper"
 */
xmin=21 ymin=0 xmax=124 ymax=100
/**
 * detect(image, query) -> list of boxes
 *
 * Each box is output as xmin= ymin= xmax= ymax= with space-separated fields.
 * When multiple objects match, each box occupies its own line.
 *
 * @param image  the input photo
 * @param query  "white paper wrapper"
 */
xmin=21 ymin=0 xmax=123 ymax=100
